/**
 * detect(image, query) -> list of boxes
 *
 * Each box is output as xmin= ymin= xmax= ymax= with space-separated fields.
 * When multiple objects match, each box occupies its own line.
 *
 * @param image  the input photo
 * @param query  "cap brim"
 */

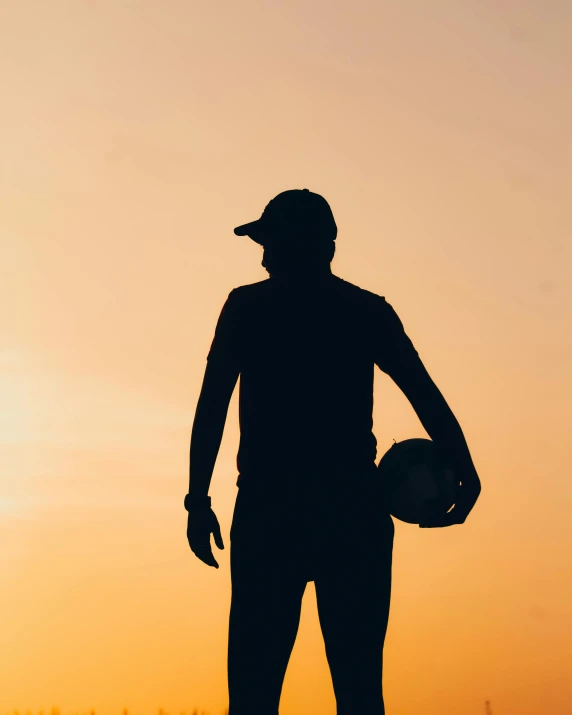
xmin=234 ymin=221 xmax=264 ymax=244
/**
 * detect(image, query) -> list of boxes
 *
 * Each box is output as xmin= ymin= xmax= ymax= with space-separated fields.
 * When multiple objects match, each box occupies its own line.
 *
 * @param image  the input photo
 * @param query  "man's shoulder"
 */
xmin=332 ymin=276 xmax=389 ymax=310
xmin=228 ymin=279 xmax=272 ymax=305
xmin=231 ymin=278 xmax=272 ymax=295
xmin=228 ymin=276 xmax=391 ymax=313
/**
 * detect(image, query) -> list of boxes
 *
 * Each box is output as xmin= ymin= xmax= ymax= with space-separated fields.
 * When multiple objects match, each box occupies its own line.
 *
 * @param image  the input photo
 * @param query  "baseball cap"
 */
xmin=234 ymin=189 xmax=337 ymax=245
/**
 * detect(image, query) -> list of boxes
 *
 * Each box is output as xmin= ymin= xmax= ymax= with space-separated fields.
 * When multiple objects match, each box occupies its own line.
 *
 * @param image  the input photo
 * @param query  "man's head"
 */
xmin=234 ymin=189 xmax=337 ymax=278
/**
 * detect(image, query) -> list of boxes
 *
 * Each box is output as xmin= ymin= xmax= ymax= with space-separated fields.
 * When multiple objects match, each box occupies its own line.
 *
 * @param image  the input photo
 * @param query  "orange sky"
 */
xmin=1 ymin=2 xmax=571 ymax=714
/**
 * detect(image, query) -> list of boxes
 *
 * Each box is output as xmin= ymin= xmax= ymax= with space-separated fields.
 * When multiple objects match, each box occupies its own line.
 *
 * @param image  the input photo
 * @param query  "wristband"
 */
xmin=184 ymin=494 xmax=211 ymax=512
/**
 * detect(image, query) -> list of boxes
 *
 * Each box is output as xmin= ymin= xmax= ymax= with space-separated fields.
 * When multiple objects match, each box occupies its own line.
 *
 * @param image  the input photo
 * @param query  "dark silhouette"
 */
xmin=186 ymin=189 xmax=481 ymax=714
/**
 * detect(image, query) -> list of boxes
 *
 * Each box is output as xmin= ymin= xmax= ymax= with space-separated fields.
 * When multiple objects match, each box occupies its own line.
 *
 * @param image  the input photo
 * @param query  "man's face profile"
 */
xmin=261 ymin=235 xmax=317 ymax=277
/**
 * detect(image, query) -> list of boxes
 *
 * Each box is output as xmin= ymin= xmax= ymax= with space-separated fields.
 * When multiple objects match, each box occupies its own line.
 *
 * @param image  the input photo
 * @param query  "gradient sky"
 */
xmin=1 ymin=1 xmax=571 ymax=714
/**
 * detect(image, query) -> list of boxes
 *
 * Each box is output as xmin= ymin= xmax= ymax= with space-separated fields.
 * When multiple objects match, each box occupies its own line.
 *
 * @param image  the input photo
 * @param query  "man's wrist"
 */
xmin=184 ymin=493 xmax=212 ymax=512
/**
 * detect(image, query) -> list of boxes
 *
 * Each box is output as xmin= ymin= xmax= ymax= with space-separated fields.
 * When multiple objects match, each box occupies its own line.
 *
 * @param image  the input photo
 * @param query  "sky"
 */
xmin=1 ymin=1 xmax=571 ymax=714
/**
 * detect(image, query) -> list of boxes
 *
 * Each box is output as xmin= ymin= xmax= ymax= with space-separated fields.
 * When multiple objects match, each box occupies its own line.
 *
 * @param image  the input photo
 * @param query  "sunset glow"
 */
xmin=1 ymin=2 xmax=571 ymax=714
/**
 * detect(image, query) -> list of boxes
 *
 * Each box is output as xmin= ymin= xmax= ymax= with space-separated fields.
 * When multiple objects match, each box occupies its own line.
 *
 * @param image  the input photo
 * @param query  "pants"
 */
xmin=227 ymin=473 xmax=395 ymax=715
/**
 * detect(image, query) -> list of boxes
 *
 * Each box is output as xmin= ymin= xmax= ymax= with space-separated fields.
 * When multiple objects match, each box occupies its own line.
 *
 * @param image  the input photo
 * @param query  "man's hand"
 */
xmin=187 ymin=506 xmax=225 ymax=567
xmin=419 ymin=472 xmax=482 ymax=529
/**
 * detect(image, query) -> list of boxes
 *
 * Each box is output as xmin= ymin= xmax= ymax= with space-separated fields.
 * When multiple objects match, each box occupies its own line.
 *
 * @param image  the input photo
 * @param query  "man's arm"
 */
xmin=188 ymin=357 xmax=240 ymax=498
xmin=374 ymin=298 xmax=481 ymax=526
xmin=188 ymin=288 xmax=242 ymax=499
xmin=390 ymin=357 xmax=479 ymax=481
xmin=186 ymin=290 xmax=242 ymax=568
xmin=387 ymin=356 xmax=481 ymax=526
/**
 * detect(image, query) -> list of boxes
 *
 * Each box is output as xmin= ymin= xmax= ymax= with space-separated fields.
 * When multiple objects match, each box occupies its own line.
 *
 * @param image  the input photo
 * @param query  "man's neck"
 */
xmin=269 ymin=268 xmax=335 ymax=288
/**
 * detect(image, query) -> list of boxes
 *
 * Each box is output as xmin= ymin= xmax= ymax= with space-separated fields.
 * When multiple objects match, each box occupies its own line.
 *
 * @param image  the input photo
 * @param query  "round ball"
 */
xmin=377 ymin=438 xmax=459 ymax=524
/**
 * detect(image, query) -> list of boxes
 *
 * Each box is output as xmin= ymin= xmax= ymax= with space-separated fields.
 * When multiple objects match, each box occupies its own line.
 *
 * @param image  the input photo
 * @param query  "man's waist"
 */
xmin=236 ymin=459 xmax=378 ymax=489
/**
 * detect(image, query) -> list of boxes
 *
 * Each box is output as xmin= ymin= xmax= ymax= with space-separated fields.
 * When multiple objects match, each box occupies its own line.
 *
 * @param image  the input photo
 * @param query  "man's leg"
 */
xmin=314 ymin=493 xmax=394 ymax=715
xmin=228 ymin=488 xmax=309 ymax=715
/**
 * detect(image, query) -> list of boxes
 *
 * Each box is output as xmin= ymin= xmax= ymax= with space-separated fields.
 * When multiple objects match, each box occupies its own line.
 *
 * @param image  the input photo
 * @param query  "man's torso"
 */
xmin=207 ymin=274 xmax=419 ymax=489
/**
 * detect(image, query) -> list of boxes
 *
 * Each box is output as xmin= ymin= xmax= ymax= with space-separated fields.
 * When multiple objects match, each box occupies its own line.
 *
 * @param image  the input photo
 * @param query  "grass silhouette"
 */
xmin=5 ymin=708 xmax=229 ymax=715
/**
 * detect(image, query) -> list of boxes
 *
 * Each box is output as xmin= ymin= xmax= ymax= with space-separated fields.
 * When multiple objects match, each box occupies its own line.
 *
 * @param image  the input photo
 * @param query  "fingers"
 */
xmin=419 ymin=504 xmax=468 ymax=528
xmin=189 ymin=539 xmax=220 ymax=568
xmin=419 ymin=513 xmax=462 ymax=528
xmin=418 ymin=478 xmax=481 ymax=529
xmin=187 ymin=510 xmax=224 ymax=567
xmin=212 ymin=519 xmax=225 ymax=551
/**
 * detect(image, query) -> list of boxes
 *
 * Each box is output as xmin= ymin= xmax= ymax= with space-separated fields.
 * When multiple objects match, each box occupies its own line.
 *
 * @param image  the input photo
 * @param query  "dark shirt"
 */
xmin=206 ymin=274 xmax=420 ymax=490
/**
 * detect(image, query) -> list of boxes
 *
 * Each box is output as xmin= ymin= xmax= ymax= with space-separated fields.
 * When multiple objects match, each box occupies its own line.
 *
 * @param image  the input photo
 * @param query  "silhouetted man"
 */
xmin=186 ymin=189 xmax=481 ymax=715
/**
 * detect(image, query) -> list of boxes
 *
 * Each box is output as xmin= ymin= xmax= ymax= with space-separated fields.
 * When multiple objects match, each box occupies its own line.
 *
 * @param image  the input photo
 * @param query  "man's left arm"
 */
xmin=373 ymin=297 xmax=481 ymax=528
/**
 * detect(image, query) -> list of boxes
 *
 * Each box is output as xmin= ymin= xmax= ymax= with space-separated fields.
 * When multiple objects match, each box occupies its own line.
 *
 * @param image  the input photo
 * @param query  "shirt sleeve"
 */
xmin=372 ymin=297 xmax=421 ymax=377
xmin=206 ymin=289 xmax=242 ymax=368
